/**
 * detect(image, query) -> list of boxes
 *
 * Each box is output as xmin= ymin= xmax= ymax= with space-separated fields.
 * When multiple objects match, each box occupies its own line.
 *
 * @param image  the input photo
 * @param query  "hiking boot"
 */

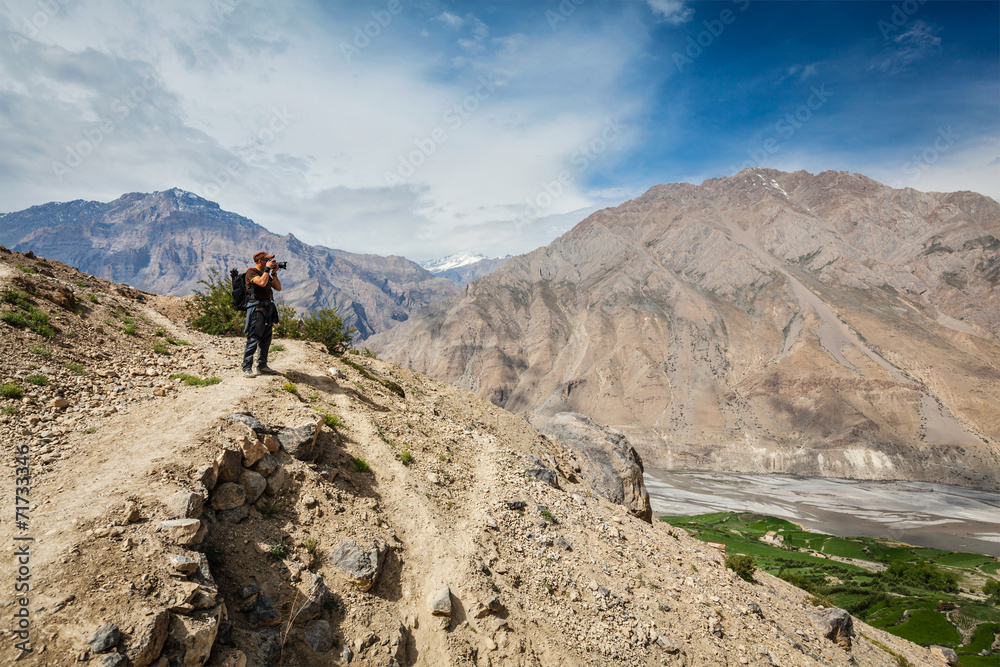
xmin=243 ymin=368 xmax=256 ymax=377
xmin=257 ymin=365 xmax=278 ymax=375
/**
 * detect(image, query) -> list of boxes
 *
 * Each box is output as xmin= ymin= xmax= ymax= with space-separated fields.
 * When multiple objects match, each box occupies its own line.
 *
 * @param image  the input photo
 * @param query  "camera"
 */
xmin=276 ymin=261 xmax=287 ymax=270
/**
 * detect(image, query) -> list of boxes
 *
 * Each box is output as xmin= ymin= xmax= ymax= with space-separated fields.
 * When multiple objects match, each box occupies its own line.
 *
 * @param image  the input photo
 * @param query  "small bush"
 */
xmin=271 ymin=344 xmax=285 ymax=352
xmin=282 ymin=382 xmax=297 ymax=394
xmin=273 ymin=301 xmax=301 ymax=339
xmin=399 ymin=447 xmax=413 ymax=466
xmin=87 ymin=294 xmax=99 ymax=303
xmin=24 ymin=373 xmax=47 ymax=386
xmin=303 ymin=538 xmax=319 ymax=554
xmin=72 ymin=280 xmax=86 ymax=287
xmin=725 ymin=554 xmax=756 ymax=583
xmin=540 ymin=508 xmax=558 ymax=524
xmin=152 ymin=341 xmax=170 ymax=355
xmin=189 ymin=268 xmax=244 ymax=336
xmin=267 ymin=541 xmax=287 ymax=561
xmin=166 ymin=337 xmax=189 ymax=346
xmin=351 ymin=456 xmax=370 ymax=473
xmin=82 ymin=427 xmax=97 ymax=434
xmin=169 ymin=373 xmax=222 ymax=387
xmin=1 ymin=382 xmax=25 ymax=399
xmin=259 ymin=499 xmax=282 ymax=519
xmin=16 ymin=265 xmax=37 ymax=274
xmin=2 ymin=405 xmax=18 ymax=415
xmin=66 ymin=362 xmax=85 ymax=375
xmin=123 ymin=323 xmax=137 ymax=335
xmin=984 ymin=578 xmax=1000 ymax=604
xmin=360 ymin=347 xmax=379 ymax=359
xmin=316 ymin=409 xmax=344 ymax=428
xmin=301 ymin=309 xmax=357 ymax=355
xmin=153 ymin=327 xmax=166 ymax=336
xmin=1 ymin=289 xmax=32 ymax=309
xmin=28 ymin=345 xmax=51 ymax=356
xmin=2 ymin=311 xmax=29 ymax=327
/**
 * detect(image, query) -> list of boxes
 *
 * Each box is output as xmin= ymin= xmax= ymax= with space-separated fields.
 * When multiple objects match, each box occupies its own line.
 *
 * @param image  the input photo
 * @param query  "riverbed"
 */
xmin=644 ymin=469 xmax=1000 ymax=556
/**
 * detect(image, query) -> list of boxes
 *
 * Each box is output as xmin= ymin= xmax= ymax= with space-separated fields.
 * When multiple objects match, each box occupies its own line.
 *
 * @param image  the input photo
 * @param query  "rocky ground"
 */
xmin=0 ymin=248 xmax=957 ymax=666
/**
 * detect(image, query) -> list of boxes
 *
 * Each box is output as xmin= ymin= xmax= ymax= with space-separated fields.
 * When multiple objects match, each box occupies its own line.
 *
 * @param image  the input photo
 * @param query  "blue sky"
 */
xmin=0 ymin=0 xmax=996 ymax=261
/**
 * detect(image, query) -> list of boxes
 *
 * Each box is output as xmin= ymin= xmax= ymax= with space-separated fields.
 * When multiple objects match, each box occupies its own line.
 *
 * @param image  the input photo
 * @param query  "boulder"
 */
xmin=239 ymin=435 xmax=268 ymax=467
xmin=525 ymin=467 xmax=560 ymax=489
xmin=162 ymin=606 xmax=221 ymax=667
xmin=216 ymin=449 xmax=243 ymax=483
xmin=99 ymin=655 xmax=126 ymax=667
xmin=158 ymin=519 xmax=206 ymax=547
xmin=164 ymin=491 xmax=205 ymax=520
xmin=88 ymin=622 xmax=120 ymax=652
xmin=262 ymin=434 xmax=280 ymax=453
xmin=276 ymin=420 xmax=322 ymax=461
xmin=253 ymin=452 xmax=279 ymax=477
xmin=168 ymin=554 xmax=199 ymax=575
xmin=238 ymin=470 xmax=267 ymax=504
xmin=248 ymin=594 xmax=281 ymax=627
xmin=265 ymin=466 xmax=286 ymax=496
xmin=125 ymin=609 xmax=169 ymax=667
xmin=195 ymin=463 xmax=218 ymax=491
xmin=929 ymin=646 xmax=960 ymax=665
xmin=226 ymin=413 xmax=268 ymax=433
xmin=218 ymin=505 xmax=250 ymax=524
xmin=538 ymin=412 xmax=652 ymax=522
xmin=329 ymin=540 xmax=388 ymax=591
xmin=810 ymin=607 xmax=854 ymax=651
xmin=210 ymin=483 xmax=246 ymax=511
xmin=428 ymin=586 xmax=452 ymax=617
xmin=292 ymin=571 xmax=331 ymax=623
xmin=305 ymin=620 xmax=334 ymax=653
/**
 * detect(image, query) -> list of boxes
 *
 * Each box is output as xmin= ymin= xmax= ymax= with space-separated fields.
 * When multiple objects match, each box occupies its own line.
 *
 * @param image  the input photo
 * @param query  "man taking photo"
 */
xmin=242 ymin=250 xmax=282 ymax=377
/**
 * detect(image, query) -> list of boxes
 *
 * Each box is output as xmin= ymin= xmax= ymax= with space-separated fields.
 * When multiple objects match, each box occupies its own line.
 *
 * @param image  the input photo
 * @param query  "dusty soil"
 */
xmin=0 ymin=248 xmax=953 ymax=666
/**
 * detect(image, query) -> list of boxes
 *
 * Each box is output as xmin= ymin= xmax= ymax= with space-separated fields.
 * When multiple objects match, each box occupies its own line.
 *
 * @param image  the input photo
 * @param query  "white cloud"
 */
xmin=875 ymin=20 xmax=942 ymax=75
xmin=646 ymin=0 xmax=694 ymax=25
xmin=435 ymin=11 xmax=464 ymax=30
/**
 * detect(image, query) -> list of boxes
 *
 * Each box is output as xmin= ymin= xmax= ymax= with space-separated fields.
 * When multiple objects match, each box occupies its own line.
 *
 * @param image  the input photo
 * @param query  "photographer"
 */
xmin=242 ymin=250 xmax=283 ymax=377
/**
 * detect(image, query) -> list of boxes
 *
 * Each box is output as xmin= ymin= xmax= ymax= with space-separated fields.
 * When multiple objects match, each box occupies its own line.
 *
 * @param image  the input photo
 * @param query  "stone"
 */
xmin=342 ymin=644 xmax=354 ymax=663
xmin=655 ymin=634 xmax=680 ymax=653
xmin=195 ymin=463 xmax=218 ymax=491
xmin=157 ymin=519 xmax=206 ymax=547
xmin=218 ymin=505 xmax=250 ymax=524
xmin=248 ymin=594 xmax=281 ymax=627
xmin=226 ymin=413 xmax=268 ymax=433
xmin=125 ymin=609 xmax=169 ymax=667
xmin=329 ymin=539 xmax=388 ymax=591
xmin=929 ymin=646 xmax=960 ymax=665
xmin=291 ymin=571 xmax=331 ymax=623
xmin=525 ymin=467 xmax=560 ymax=489
xmin=262 ymin=434 xmax=280 ymax=453
xmin=124 ymin=503 xmax=142 ymax=523
xmin=162 ymin=608 xmax=221 ymax=667
xmin=428 ymin=586 xmax=452 ymax=617
xmin=164 ymin=491 xmax=205 ymax=520
xmin=220 ymin=650 xmax=247 ymax=667
xmin=238 ymin=470 xmax=266 ymax=504
xmin=504 ymin=500 xmax=526 ymax=510
xmin=265 ymin=466 xmax=287 ymax=496
xmin=216 ymin=449 xmax=243 ymax=483
xmin=88 ymin=622 xmax=121 ymax=652
xmin=253 ymin=452 xmax=279 ymax=477
xmin=168 ymin=554 xmax=199 ymax=575
xmin=748 ymin=601 xmax=763 ymax=617
xmin=302 ymin=494 xmax=318 ymax=508
xmin=305 ymin=619 xmax=334 ymax=653
xmin=48 ymin=397 xmax=70 ymax=409
xmin=257 ymin=630 xmax=283 ymax=664
xmin=239 ymin=435 xmax=268 ymax=467
xmin=276 ymin=420 xmax=323 ymax=460
xmin=555 ymin=536 xmax=572 ymax=551
xmin=99 ymin=654 xmax=126 ymax=667
xmin=539 ymin=413 xmax=653 ymax=522
xmin=810 ymin=607 xmax=854 ymax=651
xmin=210 ymin=483 xmax=246 ymax=511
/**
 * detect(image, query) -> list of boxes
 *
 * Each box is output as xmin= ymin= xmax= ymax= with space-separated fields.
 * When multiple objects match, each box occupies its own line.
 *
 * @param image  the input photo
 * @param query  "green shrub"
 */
xmin=123 ymin=323 xmax=137 ymax=335
xmin=725 ymin=554 xmax=756 ymax=583
xmin=341 ymin=357 xmax=405 ymax=398
xmin=540 ymin=508 xmax=558 ymax=524
xmin=153 ymin=327 xmax=166 ymax=336
xmin=273 ymin=301 xmax=301 ymax=339
xmin=72 ymin=280 xmax=86 ymax=287
xmin=984 ymin=578 xmax=1000 ymax=604
xmin=1 ymin=289 xmax=32 ymax=309
xmin=316 ymin=409 xmax=343 ymax=428
xmin=271 ymin=344 xmax=285 ymax=352
xmin=87 ymin=294 xmax=99 ymax=303
xmin=0 ymin=382 xmax=24 ymax=399
xmin=259 ymin=499 xmax=282 ymax=519
xmin=188 ymin=268 xmax=244 ymax=335
xmin=152 ymin=341 xmax=170 ymax=355
xmin=28 ymin=345 xmax=51 ymax=356
xmin=351 ymin=456 xmax=370 ymax=473
xmin=17 ymin=264 xmax=37 ymax=274
xmin=169 ymin=373 xmax=222 ymax=387
xmin=267 ymin=541 xmax=287 ymax=561
xmin=66 ymin=362 xmax=85 ymax=375
xmin=282 ymin=382 xmax=297 ymax=394
xmin=27 ymin=309 xmax=53 ymax=337
xmin=24 ymin=373 xmax=47 ymax=386
xmin=302 ymin=309 xmax=357 ymax=355
xmin=2 ymin=405 xmax=18 ymax=415
xmin=360 ymin=347 xmax=379 ymax=359
xmin=2 ymin=311 xmax=28 ymax=327
xmin=166 ymin=337 xmax=189 ymax=346
xmin=303 ymin=538 xmax=319 ymax=554
xmin=882 ymin=560 xmax=958 ymax=593
xmin=399 ymin=447 xmax=413 ymax=466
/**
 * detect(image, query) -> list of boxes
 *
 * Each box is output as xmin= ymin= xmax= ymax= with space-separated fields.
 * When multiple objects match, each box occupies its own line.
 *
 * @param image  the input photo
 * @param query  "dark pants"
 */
xmin=243 ymin=311 xmax=273 ymax=371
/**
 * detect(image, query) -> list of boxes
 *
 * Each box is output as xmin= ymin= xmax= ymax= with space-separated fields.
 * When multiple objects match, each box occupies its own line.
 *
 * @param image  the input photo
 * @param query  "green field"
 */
xmin=661 ymin=512 xmax=1000 ymax=659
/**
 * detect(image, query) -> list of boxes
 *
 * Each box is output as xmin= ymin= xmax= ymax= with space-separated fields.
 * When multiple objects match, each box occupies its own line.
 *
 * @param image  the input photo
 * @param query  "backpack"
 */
xmin=230 ymin=268 xmax=249 ymax=310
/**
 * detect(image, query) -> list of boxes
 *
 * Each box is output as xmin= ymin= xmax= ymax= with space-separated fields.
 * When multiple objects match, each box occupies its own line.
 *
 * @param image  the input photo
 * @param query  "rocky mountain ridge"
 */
xmin=0 ymin=247 xmax=955 ymax=666
xmin=421 ymin=253 xmax=513 ymax=287
xmin=0 ymin=188 xmax=458 ymax=338
xmin=370 ymin=168 xmax=1000 ymax=490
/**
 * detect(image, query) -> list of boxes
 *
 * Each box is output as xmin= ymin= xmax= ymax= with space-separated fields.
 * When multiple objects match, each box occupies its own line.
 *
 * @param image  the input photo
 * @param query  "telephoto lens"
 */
xmin=276 ymin=261 xmax=287 ymax=269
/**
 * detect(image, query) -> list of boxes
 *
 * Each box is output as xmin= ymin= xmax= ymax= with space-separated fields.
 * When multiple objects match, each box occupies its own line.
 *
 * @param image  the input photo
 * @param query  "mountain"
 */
xmin=0 ymin=188 xmax=458 ymax=338
xmin=421 ymin=252 xmax=513 ymax=286
xmin=370 ymin=168 xmax=1000 ymax=490
xmin=0 ymin=247 xmax=957 ymax=667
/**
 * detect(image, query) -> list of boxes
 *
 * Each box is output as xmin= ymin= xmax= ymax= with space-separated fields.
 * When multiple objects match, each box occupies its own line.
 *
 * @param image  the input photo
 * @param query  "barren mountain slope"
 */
xmin=370 ymin=168 xmax=1000 ymax=490
xmin=0 ymin=189 xmax=458 ymax=338
xmin=0 ymin=249 xmax=951 ymax=666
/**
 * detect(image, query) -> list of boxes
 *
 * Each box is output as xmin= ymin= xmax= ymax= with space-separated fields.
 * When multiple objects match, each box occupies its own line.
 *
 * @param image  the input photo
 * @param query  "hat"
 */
xmin=253 ymin=251 xmax=274 ymax=263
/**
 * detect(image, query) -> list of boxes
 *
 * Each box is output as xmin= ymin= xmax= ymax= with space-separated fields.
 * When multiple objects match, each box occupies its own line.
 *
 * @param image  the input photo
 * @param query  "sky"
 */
xmin=0 ymin=0 xmax=997 ymax=262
